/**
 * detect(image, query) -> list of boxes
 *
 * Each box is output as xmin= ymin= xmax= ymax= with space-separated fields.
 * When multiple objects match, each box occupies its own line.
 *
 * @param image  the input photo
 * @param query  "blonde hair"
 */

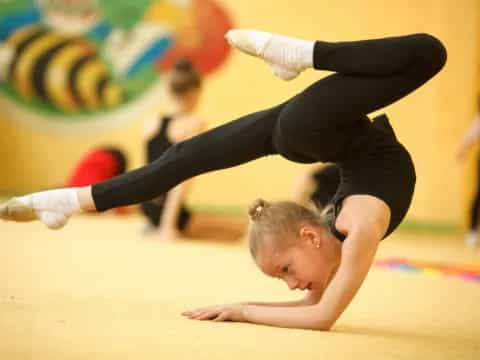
xmin=247 ymin=198 xmax=334 ymax=259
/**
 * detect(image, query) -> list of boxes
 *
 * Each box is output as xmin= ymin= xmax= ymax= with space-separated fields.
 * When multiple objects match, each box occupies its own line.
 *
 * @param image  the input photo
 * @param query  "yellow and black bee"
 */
xmin=5 ymin=25 xmax=122 ymax=112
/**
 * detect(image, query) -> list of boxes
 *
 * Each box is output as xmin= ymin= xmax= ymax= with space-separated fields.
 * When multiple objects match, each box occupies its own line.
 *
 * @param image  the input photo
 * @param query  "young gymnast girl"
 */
xmin=0 ymin=29 xmax=447 ymax=330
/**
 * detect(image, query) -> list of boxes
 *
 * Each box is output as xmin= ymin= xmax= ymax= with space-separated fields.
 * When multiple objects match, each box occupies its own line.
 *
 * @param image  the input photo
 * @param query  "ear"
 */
xmin=299 ymin=225 xmax=322 ymax=248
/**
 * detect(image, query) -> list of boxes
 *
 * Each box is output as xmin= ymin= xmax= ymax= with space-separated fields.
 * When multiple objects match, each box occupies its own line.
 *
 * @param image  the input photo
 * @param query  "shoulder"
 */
xmin=335 ymin=195 xmax=391 ymax=241
xmin=143 ymin=115 xmax=165 ymax=139
xmin=181 ymin=114 xmax=207 ymax=135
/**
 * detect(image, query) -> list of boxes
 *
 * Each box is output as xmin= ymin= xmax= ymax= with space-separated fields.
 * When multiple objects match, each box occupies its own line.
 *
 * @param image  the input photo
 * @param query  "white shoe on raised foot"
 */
xmin=225 ymin=29 xmax=314 ymax=81
xmin=0 ymin=188 xmax=80 ymax=230
xmin=0 ymin=197 xmax=69 ymax=230
xmin=0 ymin=198 xmax=38 ymax=222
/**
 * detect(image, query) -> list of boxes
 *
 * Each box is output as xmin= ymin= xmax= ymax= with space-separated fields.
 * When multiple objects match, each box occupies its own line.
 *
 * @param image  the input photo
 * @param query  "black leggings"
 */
xmin=92 ymin=34 xmax=447 ymax=211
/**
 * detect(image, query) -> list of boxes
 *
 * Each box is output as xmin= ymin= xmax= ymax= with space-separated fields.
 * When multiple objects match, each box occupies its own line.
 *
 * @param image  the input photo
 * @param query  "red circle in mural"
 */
xmin=157 ymin=0 xmax=233 ymax=75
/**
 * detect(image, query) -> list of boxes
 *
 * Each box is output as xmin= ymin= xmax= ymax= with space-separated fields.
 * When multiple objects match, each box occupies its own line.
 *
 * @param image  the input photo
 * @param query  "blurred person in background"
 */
xmin=456 ymin=96 xmax=480 ymax=249
xmin=292 ymin=163 xmax=341 ymax=210
xmin=141 ymin=59 xmax=246 ymax=241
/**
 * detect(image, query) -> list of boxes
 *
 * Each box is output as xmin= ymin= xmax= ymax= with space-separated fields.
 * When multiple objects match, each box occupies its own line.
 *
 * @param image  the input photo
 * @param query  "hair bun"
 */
xmin=248 ymin=198 xmax=269 ymax=221
xmin=173 ymin=58 xmax=194 ymax=72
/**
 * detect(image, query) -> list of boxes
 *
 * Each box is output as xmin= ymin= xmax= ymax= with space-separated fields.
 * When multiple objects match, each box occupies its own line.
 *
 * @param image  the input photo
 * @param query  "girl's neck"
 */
xmin=326 ymin=233 xmax=342 ymax=285
xmin=171 ymin=102 xmax=195 ymax=115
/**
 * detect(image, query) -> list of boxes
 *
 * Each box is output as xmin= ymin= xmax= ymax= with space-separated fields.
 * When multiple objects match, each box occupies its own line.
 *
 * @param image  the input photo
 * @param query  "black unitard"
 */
xmin=140 ymin=116 xmax=191 ymax=230
xmin=92 ymin=33 xmax=447 ymax=239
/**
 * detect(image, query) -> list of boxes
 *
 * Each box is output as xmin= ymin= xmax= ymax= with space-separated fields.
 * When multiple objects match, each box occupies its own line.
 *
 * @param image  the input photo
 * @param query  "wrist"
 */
xmin=241 ymin=304 xmax=251 ymax=322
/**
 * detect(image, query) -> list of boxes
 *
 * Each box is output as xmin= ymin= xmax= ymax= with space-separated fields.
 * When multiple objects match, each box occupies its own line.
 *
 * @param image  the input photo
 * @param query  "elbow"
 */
xmin=312 ymin=318 xmax=335 ymax=331
xmin=314 ymin=323 xmax=333 ymax=332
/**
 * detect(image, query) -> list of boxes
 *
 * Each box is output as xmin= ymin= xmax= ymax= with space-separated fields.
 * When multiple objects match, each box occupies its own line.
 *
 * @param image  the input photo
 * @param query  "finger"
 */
xmin=184 ymin=308 xmax=203 ymax=318
xmin=213 ymin=312 xmax=229 ymax=322
xmin=196 ymin=310 xmax=219 ymax=321
xmin=188 ymin=310 xmax=210 ymax=320
xmin=190 ymin=305 xmax=222 ymax=318
xmin=182 ymin=308 xmax=203 ymax=316
xmin=189 ymin=309 xmax=212 ymax=319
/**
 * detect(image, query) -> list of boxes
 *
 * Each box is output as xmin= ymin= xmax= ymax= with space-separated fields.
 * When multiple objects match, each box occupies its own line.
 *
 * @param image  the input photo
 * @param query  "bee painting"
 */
xmin=0 ymin=0 xmax=232 ymax=129
xmin=3 ymin=25 xmax=122 ymax=112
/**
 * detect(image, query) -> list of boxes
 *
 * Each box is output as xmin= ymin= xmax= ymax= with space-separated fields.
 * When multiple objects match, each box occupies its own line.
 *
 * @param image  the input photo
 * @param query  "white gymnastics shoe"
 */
xmin=0 ymin=188 xmax=80 ymax=230
xmin=225 ymin=29 xmax=314 ymax=81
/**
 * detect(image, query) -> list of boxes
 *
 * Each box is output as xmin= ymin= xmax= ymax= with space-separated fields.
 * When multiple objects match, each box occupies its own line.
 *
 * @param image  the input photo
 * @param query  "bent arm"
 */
xmin=158 ymin=180 xmax=192 ymax=232
xmin=242 ymin=227 xmax=379 ymax=330
xmin=157 ymin=118 xmax=207 ymax=231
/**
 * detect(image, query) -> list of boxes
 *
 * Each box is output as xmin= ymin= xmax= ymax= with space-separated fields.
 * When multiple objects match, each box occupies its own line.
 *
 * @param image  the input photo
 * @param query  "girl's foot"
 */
xmin=0 ymin=198 xmax=38 ymax=222
xmin=225 ymin=29 xmax=314 ymax=81
xmin=0 ymin=188 xmax=81 ymax=229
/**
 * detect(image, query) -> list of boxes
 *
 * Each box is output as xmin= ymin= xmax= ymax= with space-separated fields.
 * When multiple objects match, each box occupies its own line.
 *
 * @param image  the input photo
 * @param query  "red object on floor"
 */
xmin=67 ymin=149 xmax=121 ymax=187
xmin=66 ymin=148 xmax=131 ymax=215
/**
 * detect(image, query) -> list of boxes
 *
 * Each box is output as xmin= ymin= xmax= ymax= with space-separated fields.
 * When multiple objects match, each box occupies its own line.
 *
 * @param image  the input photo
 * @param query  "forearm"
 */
xmin=159 ymin=181 xmax=190 ymax=229
xmin=308 ymin=229 xmax=379 ymax=329
xmin=241 ymin=290 xmax=327 ymax=328
xmin=243 ymin=300 xmax=304 ymax=308
xmin=243 ymin=304 xmax=331 ymax=330
xmin=244 ymin=289 xmax=322 ymax=307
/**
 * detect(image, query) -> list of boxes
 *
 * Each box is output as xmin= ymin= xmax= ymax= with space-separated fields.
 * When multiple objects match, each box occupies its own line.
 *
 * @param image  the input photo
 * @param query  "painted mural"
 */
xmin=0 ymin=0 xmax=232 ymax=132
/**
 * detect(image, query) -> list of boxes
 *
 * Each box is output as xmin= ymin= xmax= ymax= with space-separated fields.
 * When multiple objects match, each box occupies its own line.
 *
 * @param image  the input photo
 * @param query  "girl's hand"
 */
xmin=182 ymin=304 xmax=245 ymax=322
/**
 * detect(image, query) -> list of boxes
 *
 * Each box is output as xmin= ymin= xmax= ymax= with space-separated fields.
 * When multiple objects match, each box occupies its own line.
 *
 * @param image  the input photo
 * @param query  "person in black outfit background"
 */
xmin=1 ymin=29 xmax=447 ymax=330
xmin=140 ymin=59 xmax=204 ymax=238
xmin=141 ymin=59 xmax=247 ymax=241
xmin=457 ymin=96 xmax=480 ymax=249
xmin=292 ymin=163 xmax=341 ymax=209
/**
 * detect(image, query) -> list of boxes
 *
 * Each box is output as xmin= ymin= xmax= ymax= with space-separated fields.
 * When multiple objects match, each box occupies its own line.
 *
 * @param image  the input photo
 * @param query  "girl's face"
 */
xmin=255 ymin=225 xmax=340 ymax=294
xmin=174 ymin=87 xmax=201 ymax=113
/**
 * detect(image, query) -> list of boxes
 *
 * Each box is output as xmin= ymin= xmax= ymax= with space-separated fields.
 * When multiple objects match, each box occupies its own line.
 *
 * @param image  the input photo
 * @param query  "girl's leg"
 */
xmin=0 ymin=33 xmax=447 ymax=227
xmin=267 ymin=33 xmax=447 ymax=161
xmin=92 ymin=103 xmax=286 ymax=211
xmin=0 ymin=103 xmax=285 ymax=228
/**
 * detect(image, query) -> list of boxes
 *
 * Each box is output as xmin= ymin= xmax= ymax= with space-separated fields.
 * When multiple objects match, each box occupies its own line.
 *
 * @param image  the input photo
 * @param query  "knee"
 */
xmin=413 ymin=33 xmax=447 ymax=74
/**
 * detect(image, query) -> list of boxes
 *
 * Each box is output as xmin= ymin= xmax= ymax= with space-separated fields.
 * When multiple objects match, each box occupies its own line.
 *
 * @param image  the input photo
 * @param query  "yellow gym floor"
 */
xmin=1 ymin=213 xmax=479 ymax=359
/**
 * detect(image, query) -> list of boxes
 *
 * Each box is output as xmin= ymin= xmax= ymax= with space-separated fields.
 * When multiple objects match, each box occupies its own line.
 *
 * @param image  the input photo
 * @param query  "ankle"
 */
xmin=77 ymin=186 xmax=97 ymax=212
